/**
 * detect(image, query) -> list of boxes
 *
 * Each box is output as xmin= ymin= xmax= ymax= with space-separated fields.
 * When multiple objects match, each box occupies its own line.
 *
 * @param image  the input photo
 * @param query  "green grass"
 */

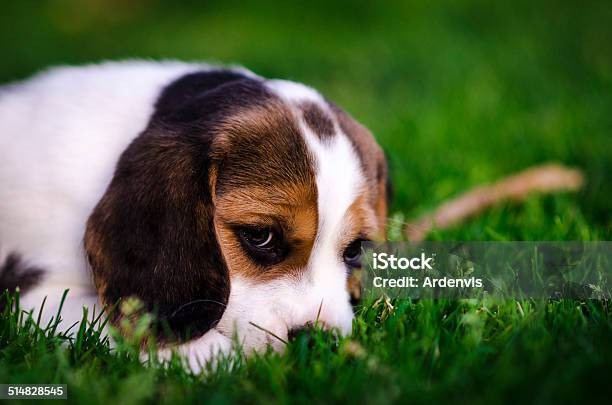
xmin=2 ymin=294 xmax=611 ymax=404
xmin=1 ymin=0 xmax=611 ymax=403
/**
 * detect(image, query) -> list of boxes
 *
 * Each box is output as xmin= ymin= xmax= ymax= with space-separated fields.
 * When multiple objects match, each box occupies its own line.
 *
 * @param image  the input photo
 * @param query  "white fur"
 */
xmin=266 ymin=79 xmax=325 ymax=104
xmin=155 ymin=329 xmax=233 ymax=371
xmin=0 ymin=61 xmax=366 ymax=373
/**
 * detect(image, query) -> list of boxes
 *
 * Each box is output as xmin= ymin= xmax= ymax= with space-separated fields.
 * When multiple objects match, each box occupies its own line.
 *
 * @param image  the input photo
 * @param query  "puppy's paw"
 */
xmin=152 ymin=329 xmax=234 ymax=374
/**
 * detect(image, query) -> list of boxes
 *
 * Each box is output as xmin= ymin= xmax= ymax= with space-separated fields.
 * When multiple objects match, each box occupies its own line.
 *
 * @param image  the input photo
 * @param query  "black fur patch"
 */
xmin=300 ymin=101 xmax=335 ymax=139
xmin=153 ymin=70 xmax=250 ymax=122
xmin=0 ymin=253 xmax=44 ymax=310
xmin=85 ymin=69 xmax=277 ymax=341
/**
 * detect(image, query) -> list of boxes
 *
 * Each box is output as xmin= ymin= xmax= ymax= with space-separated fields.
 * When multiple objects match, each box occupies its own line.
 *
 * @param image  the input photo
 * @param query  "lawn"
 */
xmin=1 ymin=0 xmax=611 ymax=403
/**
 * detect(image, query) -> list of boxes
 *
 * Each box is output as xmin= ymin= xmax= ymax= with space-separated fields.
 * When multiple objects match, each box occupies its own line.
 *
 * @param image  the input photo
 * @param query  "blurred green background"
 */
xmin=2 ymin=0 xmax=611 ymax=238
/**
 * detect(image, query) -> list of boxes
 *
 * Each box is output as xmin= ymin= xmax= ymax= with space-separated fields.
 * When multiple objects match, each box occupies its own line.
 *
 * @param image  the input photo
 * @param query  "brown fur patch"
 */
xmin=212 ymin=102 xmax=319 ymax=282
xmin=340 ymin=193 xmax=378 ymax=305
xmin=215 ymin=185 xmax=317 ymax=282
xmin=344 ymin=193 xmax=379 ymax=242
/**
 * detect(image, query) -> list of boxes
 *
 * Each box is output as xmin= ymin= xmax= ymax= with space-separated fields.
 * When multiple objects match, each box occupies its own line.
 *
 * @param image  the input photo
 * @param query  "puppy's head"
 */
xmin=85 ymin=70 xmax=389 ymax=351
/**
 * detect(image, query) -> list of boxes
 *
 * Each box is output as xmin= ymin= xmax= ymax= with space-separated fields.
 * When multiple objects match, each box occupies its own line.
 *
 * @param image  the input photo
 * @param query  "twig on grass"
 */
xmin=405 ymin=163 xmax=584 ymax=241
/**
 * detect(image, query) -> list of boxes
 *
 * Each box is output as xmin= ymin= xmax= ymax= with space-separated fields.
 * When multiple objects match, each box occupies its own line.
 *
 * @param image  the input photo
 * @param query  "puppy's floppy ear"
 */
xmin=330 ymin=104 xmax=391 ymax=237
xmin=85 ymin=70 xmax=250 ymax=341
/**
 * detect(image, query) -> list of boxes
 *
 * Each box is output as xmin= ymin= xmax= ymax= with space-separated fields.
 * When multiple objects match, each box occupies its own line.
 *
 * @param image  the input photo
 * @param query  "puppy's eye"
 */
xmin=243 ymin=228 xmax=273 ymax=247
xmin=343 ymin=239 xmax=364 ymax=268
xmin=237 ymin=226 xmax=286 ymax=266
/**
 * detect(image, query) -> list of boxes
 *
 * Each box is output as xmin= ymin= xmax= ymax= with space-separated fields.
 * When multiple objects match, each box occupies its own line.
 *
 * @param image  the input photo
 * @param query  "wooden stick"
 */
xmin=405 ymin=163 xmax=584 ymax=241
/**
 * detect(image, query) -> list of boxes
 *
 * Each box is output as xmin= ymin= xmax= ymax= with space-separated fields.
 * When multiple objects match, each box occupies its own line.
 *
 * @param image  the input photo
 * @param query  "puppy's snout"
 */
xmin=288 ymin=322 xmax=340 ymax=345
xmin=288 ymin=324 xmax=314 ymax=341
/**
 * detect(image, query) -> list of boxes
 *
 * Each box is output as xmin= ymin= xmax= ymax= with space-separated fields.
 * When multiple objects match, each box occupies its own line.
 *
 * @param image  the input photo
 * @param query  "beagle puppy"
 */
xmin=0 ymin=61 xmax=389 ymax=369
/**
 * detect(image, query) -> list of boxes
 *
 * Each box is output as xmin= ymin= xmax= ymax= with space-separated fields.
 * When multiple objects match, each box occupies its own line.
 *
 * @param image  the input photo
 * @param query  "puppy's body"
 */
xmin=1 ymin=61 xmax=207 ymax=330
xmin=0 ymin=61 xmax=388 ymax=370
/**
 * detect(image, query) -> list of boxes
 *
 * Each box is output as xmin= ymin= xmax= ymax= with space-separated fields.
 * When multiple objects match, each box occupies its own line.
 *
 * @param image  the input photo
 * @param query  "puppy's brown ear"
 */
xmin=330 ymin=104 xmax=391 ymax=238
xmin=85 ymin=70 xmax=256 ymax=341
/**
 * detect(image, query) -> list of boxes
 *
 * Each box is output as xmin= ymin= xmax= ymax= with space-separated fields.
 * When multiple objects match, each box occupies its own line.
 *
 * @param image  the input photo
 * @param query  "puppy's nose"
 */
xmin=288 ymin=324 xmax=314 ymax=341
